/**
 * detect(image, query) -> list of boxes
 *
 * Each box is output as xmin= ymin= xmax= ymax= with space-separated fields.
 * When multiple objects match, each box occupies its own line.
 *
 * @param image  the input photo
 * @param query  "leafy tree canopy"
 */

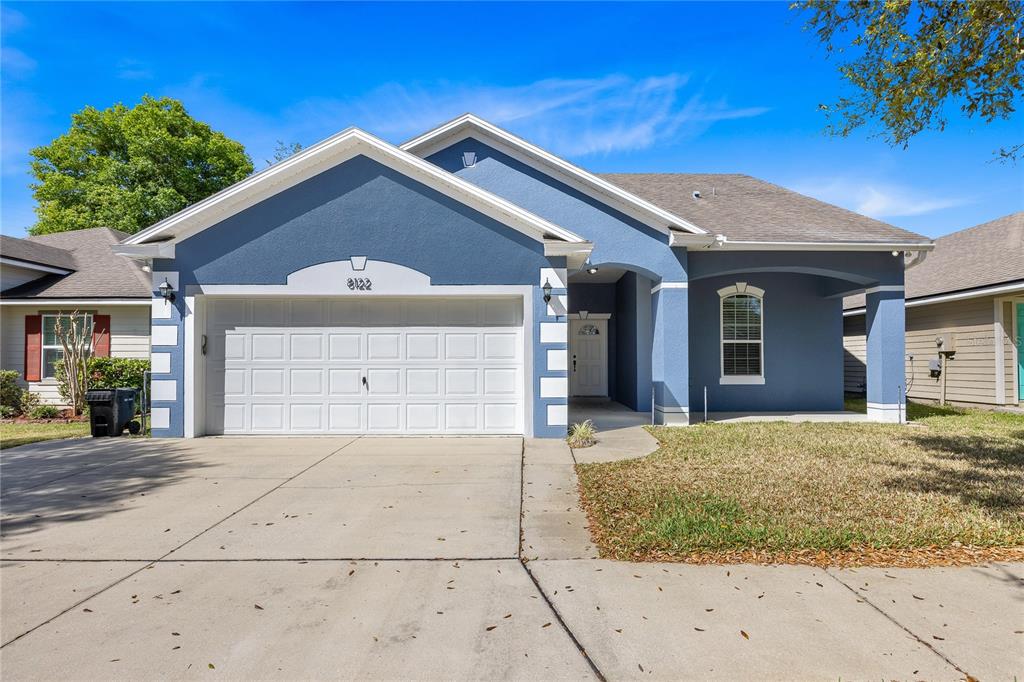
xmin=29 ymin=95 xmax=254 ymax=235
xmin=793 ymin=0 xmax=1024 ymax=159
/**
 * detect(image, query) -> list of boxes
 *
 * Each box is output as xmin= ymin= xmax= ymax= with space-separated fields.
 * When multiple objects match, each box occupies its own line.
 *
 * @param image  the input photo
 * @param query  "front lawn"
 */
xmin=577 ymin=402 xmax=1024 ymax=566
xmin=0 ymin=421 xmax=91 ymax=450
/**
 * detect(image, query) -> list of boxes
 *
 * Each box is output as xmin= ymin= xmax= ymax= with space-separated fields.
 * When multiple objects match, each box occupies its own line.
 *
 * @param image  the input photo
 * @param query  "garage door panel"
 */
xmin=206 ymin=297 xmax=524 ymax=435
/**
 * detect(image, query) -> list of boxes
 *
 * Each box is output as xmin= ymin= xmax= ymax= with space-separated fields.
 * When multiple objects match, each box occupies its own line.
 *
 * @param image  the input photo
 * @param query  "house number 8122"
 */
xmin=347 ymin=278 xmax=372 ymax=291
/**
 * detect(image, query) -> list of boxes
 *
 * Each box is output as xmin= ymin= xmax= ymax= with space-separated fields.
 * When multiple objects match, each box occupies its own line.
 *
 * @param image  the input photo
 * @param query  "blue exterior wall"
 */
xmin=427 ymin=138 xmax=685 ymax=418
xmin=688 ymin=272 xmax=845 ymax=412
xmin=151 ymin=154 xmax=563 ymax=438
xmin=614 ymin=272 xmax=654 ymax=411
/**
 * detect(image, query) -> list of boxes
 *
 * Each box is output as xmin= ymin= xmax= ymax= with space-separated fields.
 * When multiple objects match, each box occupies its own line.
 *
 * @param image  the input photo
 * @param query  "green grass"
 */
xmin=0 ymin=421 xmax=91 ymax=450
xmin=577 ymin=402 xmax=1024 ymax=562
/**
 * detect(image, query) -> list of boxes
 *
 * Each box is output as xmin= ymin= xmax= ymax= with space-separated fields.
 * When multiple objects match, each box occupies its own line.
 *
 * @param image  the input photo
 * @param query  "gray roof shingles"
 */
xmin=0 ymin=235 xmax=77 ymax=271
xmin=600 ymin=173 xmax=932 ymax=244
xmin=844 ymin=212 xmax=1024 ymax=310
xmin=1 ymin=227 xmax=151 ymax=299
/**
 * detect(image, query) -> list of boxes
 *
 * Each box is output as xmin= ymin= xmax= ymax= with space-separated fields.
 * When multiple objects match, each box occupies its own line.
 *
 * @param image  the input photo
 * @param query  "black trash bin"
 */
xmin=85 ymin=388 xmax=138 ymax=437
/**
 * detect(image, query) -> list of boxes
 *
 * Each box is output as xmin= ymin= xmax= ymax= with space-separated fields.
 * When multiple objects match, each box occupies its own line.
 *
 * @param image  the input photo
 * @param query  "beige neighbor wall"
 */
xmin=1 ymin=305 xmax=151 ymax=405
xmin=843 ymin=295 xmax=1018 ymax=406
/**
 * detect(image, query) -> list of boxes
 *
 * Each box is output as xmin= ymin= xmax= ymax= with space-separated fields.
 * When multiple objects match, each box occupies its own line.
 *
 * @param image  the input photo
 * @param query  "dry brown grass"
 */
xmin=576 ymin=403 xmax=1024 ymax=566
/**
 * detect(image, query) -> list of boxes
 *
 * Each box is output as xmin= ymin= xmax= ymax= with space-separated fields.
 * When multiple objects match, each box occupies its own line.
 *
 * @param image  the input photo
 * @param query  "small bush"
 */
xmin=19 ymin=390 xmax=40 ymax=414
xmin=86 ymin=357 xmax=150 ymax=390
xmin=567 ymin=419 xmax=598 ymax=448
xmin=0 ymin=405 xmax=17 ymax=419
xmin=29 ymin=405 xmax=62 ymax=420
xmin=0 ymin=370 xmax=21 ymax=411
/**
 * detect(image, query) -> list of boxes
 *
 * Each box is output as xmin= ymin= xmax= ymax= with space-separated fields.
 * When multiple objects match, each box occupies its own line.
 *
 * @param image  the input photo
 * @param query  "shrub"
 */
xmin=0 ymin=405 xmax=17 ymax=419
xmin=56 ymin=357 xmax=150 ymax=409
xmin=567 ymin=419 xmax=598 ymax=448
xmin=29 ymin=404 xmax=62 ymax=420
xmin=86 ymin=357 xmax=149 ymax=390
xmin=19 ymin=390 xmax=40 ymax=414
xmin=0 ymin=370 xmax=21 ymax=411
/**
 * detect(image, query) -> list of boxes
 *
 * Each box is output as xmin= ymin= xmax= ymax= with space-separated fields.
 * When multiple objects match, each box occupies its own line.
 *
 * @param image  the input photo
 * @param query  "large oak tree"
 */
xmin=29 ymin=95 xmax=254 ymax=235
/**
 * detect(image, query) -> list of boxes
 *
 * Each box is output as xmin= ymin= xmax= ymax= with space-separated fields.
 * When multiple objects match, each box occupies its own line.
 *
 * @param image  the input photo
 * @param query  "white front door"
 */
xmin=204 ymin=296 xmax=524 ymax=435
xmin=570 ymin=318 xmax=608 ymax=397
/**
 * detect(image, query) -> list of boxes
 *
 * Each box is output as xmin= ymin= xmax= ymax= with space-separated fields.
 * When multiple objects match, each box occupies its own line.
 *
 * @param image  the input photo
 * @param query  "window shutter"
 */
xmin=24 ymin=315 xmax=42 ymax=382
xmin=92 ymin=315 xmax=111 ymax=357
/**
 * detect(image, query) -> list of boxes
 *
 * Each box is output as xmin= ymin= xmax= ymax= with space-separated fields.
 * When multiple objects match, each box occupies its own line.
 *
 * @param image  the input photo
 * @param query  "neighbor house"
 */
xmin=844 ymin=212 xmax=1023 ymax=408
xmin=0 ymin=227 xmax=152 ymax=404
xmin=112 ymin=114 xmax=933 ymax=438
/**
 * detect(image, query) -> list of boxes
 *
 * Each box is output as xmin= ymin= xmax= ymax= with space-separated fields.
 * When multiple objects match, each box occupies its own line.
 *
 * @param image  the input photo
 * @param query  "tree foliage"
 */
xmin=266 ymin=140 xmax=303 ymax=167
xmin=793 ymin=1 xmax=1024 ymax=158
xmin=29 ymin=95 xmax=254 ymax=235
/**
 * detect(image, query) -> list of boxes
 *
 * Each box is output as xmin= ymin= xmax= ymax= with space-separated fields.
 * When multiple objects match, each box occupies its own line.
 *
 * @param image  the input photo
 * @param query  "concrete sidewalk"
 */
xmin=2 ymin=436 xmax=1021 ymax=680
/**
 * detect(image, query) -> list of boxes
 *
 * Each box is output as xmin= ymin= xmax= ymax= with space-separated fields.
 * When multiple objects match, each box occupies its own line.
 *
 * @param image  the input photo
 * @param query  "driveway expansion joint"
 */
xmin=824 ymin=567 xmax=971 ymax=678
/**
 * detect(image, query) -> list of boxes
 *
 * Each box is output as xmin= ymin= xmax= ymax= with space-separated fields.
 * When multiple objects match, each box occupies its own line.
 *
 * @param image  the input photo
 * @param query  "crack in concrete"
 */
xmin=824 ymin=568 xmax=972 ymax=679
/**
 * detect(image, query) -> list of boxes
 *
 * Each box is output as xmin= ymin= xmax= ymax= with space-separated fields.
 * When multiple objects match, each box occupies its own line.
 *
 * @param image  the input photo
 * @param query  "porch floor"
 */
xmin=567 ymin=399 xmax=658 ymax=464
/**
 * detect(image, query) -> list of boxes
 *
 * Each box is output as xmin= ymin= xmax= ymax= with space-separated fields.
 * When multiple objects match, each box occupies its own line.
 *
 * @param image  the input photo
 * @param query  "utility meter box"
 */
xmin=928 ymin=358 xmax=942 ymax=377
xmin=935 ymin=332 xmax=957 ymax=354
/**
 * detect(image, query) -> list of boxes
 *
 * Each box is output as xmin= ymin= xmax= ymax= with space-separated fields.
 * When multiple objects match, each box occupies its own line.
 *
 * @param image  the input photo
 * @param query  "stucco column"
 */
xmin=865 ymin=286 xmax=906 ymax=422
xmin=651 ymin=284 xmax=689 ymax=425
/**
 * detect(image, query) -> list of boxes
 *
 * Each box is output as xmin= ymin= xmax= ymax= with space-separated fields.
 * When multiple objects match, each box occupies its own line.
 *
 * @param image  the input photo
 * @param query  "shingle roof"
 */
xmin=844 ymin=212 xmax=1024 ymax=310
xmin=0 ymin=235 xmax=77 ymax=271
xmin=599 ymin=173 xmax=931 ymax=244
xmin=1 ymin=228 xmax=151 ymax=299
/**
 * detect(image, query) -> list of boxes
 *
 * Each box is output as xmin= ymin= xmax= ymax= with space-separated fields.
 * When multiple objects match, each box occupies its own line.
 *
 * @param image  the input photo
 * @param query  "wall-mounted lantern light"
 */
xmin=587 ymin=266 xmax=599 ymax=275
xmin=158 ymin=278 xmax=176 ymax=303
xmin=542 ymin=278 xmax=552 ymax=304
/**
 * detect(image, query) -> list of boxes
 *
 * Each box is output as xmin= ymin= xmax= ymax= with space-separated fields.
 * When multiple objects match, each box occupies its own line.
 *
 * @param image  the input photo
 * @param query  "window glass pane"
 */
xmin=42 ymin=348 xmax=63 ymax=379
xmin=43 ymin=316 xmax=59 ymax=346
xmin=42 ymin=315 xmax=92 ymax=349
xmin=723 ymin=342 xmax=761 ymax=376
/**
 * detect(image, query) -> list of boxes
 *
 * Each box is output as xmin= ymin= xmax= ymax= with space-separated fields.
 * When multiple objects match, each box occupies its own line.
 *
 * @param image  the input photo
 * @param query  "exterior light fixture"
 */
xmin=542 ymin=278 xmax=552 ymax=304
xmin=587 ymin=266 xmax=599 ymax=275
xmin=158 ymin=278 xmax=176 ymax=302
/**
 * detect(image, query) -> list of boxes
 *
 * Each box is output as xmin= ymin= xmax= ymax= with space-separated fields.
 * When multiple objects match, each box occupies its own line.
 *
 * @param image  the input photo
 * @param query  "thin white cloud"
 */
xmin=1 ymin=46 xmax=36 ymax=79
xmin=116 ymin=58 xmax=154 ymax=81
xmin=793 ymin=177 xmax=968 ymax=218
xmin=163 ymin=73 xmax=768 ymax=164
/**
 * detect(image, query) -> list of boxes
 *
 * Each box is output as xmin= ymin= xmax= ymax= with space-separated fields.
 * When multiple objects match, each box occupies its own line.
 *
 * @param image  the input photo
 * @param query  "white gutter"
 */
xmin=843 ymin=280 xmax=1024 ymax=316
xmin=0 ymin=257 xmax=73 ymax=275
xmin=0 ymin=298 xmax=150 ymax=306
xmin=671 ymin=233 xmax=935 ymax=252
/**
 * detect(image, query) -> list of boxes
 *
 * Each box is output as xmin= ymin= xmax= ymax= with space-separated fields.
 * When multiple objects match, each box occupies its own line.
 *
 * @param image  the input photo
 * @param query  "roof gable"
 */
xmin=401 ymin=114 xmax=706 ymax=236
xmin=124 ymin=128 xmax=587 ymax=254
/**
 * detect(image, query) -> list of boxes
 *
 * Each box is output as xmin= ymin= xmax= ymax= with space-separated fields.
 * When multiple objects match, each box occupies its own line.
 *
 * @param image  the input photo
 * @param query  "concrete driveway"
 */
xmin=1 ymin=436 xmax=1021 ymax=680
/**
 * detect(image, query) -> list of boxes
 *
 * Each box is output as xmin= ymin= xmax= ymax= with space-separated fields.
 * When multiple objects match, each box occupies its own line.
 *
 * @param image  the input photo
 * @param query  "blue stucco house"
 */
xmin=116 ymin=115 xmax=932 ymax=438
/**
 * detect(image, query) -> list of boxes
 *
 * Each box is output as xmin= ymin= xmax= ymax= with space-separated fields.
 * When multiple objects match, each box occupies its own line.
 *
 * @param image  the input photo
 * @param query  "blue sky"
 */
xmin=2 ymin=1 xmax=1021 ymax=238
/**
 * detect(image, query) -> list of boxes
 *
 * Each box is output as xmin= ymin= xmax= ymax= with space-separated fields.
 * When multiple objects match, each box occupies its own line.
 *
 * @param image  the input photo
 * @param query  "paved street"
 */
xmin=1 ymin=436 xmax=1020 ymax=680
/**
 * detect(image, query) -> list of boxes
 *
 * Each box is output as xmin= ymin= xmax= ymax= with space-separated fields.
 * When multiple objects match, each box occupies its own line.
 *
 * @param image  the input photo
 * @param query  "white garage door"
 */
xmin=204 ymin=297 xmax=525 ymax=435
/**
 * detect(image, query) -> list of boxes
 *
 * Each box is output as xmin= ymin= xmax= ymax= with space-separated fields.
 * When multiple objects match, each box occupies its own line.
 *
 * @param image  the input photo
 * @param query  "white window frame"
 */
xmin=40 ymin=313 xmax=93 ymax=381
xmin=718 ymin=282 xmax=765 ymax=385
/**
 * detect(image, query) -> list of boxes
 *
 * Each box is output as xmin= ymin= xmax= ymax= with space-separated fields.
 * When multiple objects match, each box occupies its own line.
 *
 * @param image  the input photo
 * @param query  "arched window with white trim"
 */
xmin=718 ymin=282 xmax=765 ymax=385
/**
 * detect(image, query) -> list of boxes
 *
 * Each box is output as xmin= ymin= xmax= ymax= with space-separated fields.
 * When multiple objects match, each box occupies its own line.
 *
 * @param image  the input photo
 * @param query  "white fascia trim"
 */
xmin=113 ymin=243 xmax=176 ymax=260
xmin=568 ymin=312 xmax=612 ymax=319
xmin=651 ymin=282 xmax=688 ymax=294
xmin=401 ymin=114 xmax=707 ymax=236
xmin=671 ymin=234 xmax=934 ymax=252
xmin=0 ymin=298 xmax=150 ymax=306
xmin=0 ymin=257 xmax=72 ymax=275
xmin=124 ymin=127 xmax=586 ymax=248
xmin=843 ymin=280 xmax=1024 ymax=316
xmin=863 ymin=285 xmax=904 ymax=295
xmin=653 ymin=404 xmax=690 ymax=413
xmin=544 ymin=241 xmax=594 ymax=257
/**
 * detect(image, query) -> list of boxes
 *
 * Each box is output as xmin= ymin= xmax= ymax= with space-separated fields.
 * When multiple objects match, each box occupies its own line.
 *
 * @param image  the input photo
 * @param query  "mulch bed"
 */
xmin=604 ymin=545 xmax=1024 ymax=568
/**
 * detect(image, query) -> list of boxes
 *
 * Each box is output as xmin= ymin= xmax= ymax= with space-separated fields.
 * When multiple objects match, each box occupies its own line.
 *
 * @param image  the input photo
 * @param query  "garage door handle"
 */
xmin=572 ymin=356 xmax=576 ymax=372
xmin=361 ymin=376 xmax=368 ymax=389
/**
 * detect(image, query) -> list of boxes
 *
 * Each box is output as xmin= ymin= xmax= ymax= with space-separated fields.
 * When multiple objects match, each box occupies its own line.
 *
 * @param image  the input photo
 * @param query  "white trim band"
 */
xmin=0 ymin=299 xmax=150 ymax=306
xmin=720 ymin=376 xmax=766 ymax=385
xmin=651 ymin=282 xmax=688 ymax=294
xmin=866 ymin=402 xmax=905 ymax=424
xmin=864 ymin=285 xmax=905 ymax=295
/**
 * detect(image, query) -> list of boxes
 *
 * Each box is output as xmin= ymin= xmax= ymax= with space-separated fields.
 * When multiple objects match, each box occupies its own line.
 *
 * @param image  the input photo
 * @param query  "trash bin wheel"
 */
xmin=127 ymin=420 xmax=142 ymax=435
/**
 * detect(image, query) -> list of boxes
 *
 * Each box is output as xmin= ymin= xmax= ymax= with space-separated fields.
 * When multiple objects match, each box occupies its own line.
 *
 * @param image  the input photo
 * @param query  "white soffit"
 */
xmin=123 ymin=127 xmax=586 ymax=249
xmin=401 ymin=114 xmax=708 ymax=236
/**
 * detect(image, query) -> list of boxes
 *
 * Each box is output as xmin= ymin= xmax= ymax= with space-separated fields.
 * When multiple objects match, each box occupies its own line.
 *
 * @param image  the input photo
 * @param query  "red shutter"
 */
xmin=24 ymin=315 xmax=42 ymax=382
xmin=92 ymin=315 xmax=111 ymax=357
